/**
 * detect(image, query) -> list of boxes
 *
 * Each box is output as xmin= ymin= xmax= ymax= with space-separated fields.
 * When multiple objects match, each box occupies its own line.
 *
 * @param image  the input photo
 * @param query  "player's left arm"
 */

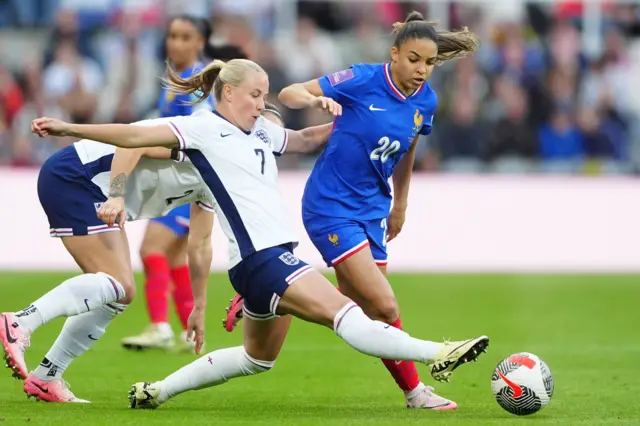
xmin=388 ymin=135 xmax=420 ymax=242
xmin=98 ymin=147 xmax=180 ymax=227
xmin=31 ymin=117 xmax=179 ymax=149
xmin=186 ymin=202 xmax=214 ymax=355
xmin=284 ymin=123 xmax=334 ymax=154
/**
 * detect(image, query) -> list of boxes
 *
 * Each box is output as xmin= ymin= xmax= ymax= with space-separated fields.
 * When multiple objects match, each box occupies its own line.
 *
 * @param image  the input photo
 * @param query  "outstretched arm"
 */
xmin=279 ymin=80 xmax=342 ymax=116
xmin=284 ymin=123 xmax=334 ymax=154
xmin=31 ymin=117 xmax=178 ymax=149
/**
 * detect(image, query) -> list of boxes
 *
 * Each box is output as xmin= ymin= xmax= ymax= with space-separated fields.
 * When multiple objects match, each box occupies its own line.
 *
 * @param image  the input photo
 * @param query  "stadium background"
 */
xmin=0 ymin=1 xmax=639 ymax=425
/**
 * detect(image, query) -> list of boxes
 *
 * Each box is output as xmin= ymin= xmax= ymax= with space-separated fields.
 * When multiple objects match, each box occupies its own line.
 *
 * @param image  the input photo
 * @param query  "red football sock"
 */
xmin=142 ymin=254 xmax=171 ymax=324
xmin=381 ymin=317 xmax=422 ymax=392
xmin=171 ymin=265 xmax=194 ymax=330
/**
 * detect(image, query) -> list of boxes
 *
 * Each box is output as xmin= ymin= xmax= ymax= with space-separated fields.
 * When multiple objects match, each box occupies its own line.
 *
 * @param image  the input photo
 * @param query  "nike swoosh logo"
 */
xmin=88 ymin=334 xmax=98 ymax=341
xmin=221 ymin=133 xmax=232 ymax=138
xmin=33 ymin=382 xmax=49 ymax=394
xmin=369 ymin=104 xmax=386 ymax=111
xmin=3 ymin=316 xmax=16 ymax=344
xmin=165 ymin=189 xmax=195 ymax=206
xmin=497 ymin=371 xmax=523 ymax=398
xmin=84 ymin=299 xmax=90 ymax=312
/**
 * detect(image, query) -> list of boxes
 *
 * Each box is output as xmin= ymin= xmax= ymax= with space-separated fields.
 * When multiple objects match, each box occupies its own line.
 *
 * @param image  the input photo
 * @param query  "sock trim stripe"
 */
xmin=334 ymin=302 xmax=357 ymax=331
xmin=106 ymin=278 xmax=121 ymax=300
xmin=242 ymin=351 xmax=274 ymax=371
xmin=106 ymin=303 xmax=124 ymax=312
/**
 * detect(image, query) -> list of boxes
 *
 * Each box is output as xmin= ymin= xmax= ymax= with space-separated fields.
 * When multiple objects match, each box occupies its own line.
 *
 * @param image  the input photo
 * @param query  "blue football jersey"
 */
xmin=157 ymin=63 xmax=214 ymax=117
xmin=302 ymin=63 xmax=438 ymax=220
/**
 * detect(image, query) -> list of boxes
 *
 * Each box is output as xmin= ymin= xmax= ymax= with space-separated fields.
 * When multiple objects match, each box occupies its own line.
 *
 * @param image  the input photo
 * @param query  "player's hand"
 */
xmin=186 ymin=306 xmax=206 ymax=355
xmin=387 ymin=207 xmax=406 ymax=243
xmin=312 ymin=96 xmax=342 ymax=117
xmin=97 ymin=197 xmax=126 ymax=228
xmin=31 ymin=117 xmax=72 ymax=138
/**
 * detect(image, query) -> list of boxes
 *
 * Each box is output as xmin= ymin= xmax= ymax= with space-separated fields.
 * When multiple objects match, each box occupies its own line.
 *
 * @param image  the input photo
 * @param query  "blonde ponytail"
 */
xmin=165 ymin=58 xmax=265 ymax=104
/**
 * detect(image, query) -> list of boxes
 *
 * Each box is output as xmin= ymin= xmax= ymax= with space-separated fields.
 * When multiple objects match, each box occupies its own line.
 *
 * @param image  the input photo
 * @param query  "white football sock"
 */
xmin=155 ymin=322 xmax=173 ymax=335
xmin=15 ymin=273 xmax=125 ymax=333
xmin=158 ymin=346 xmax=273 ymax=403
xmin=334 ymin=303 xmax=442 ymax=363
xmin=33 ymin=302 xmax=127 ymax=381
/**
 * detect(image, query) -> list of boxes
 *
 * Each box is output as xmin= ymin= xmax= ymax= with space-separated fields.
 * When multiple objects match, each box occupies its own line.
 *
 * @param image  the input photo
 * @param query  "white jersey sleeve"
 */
xmin=256 ymin=116 xmax=288 ymax=156
xmin=167 ymin=110 xmax=213 ymax=150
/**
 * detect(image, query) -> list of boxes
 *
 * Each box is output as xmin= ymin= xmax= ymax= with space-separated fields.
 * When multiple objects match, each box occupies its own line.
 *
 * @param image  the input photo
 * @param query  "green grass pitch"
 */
xmin=0 ymin=272 xmax=639 ymax=425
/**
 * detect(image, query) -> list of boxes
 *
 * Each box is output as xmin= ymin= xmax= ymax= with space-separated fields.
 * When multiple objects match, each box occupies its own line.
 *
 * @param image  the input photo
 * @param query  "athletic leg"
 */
xmin=128 ymin=316 xmax=290 ymax=409
xmin=166 ymin=235 xmax=196 ymax=351
xmin=121 ymin=211 xmax=187 ymax=351
xmin=5 ymin=230 xmax=134 ymax=402
xmin=305 ymin=213 xmax=442 ymax=406
xmin=278 ymin=267 xmax=488 ymax=381
xmin=2 ymin=145 xmax=134 ymax=402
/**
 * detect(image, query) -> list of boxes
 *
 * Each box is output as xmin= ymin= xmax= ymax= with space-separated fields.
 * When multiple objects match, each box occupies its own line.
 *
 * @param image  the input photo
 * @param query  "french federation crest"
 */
xmin=254 ymin=129 xmax=271 ymax=147
xmin=279 ymin=252 xmax=300 ymax=266
xmin=412 ymin=109 xmax=423 ymax=134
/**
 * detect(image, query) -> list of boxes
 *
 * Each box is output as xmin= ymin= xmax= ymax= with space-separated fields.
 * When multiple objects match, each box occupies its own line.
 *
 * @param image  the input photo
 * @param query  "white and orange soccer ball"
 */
xmin=491 ymin=352 xmax=554 ymax=416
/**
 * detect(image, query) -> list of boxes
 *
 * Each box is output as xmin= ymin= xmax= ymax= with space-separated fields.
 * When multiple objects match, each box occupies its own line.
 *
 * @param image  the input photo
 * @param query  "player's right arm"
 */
xmin=31 ymin=117 xmax=179 ymax=149
xmin=279 ymin=80 xmax=342 ymax=116
xmin=186 ymin=202 xmax=214 ymax=354
xmin=279 ymin=64 xmax=373 ymax=115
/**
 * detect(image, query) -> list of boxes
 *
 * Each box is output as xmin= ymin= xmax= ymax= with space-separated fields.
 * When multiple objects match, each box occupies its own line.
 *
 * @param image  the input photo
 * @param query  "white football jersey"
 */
xmin=73 ymin=117 xmax=215 ymax=221
xmin=168 ymin=110 xmax=296 ymax=267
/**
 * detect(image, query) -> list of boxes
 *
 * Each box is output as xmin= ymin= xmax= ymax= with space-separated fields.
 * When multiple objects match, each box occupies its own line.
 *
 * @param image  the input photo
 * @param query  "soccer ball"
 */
xmin=491 ymin=352 xmax=554 ymax=416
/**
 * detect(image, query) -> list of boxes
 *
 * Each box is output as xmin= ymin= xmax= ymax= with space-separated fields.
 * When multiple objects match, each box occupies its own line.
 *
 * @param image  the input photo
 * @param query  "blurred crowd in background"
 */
xmin=1 ymin=0 xmax=640 ymax=174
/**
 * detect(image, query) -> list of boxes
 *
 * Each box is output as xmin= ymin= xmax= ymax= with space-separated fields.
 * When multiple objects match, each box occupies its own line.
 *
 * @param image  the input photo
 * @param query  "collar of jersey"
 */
xmin=383 ymin=63 xmax=425 ymax=101
xmin=213 ymin=110 xmax=251 ymax=135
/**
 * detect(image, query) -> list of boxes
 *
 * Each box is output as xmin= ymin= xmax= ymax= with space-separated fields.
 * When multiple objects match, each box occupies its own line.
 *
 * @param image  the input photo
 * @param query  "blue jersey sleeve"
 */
xmin=419 ymin=113 xmax=435 ymax=135
xmin=419 ymin=90 xmax=438 ymax=136
xmin=318 ymin=64 xmax=375 ymax=105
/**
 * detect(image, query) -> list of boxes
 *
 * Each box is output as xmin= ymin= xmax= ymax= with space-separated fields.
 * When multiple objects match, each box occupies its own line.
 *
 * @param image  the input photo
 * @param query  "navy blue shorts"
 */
xmin=228 ymin=244 xmax=313 ymax=320
xmin=38 ymin=146 xmax=117 ymax=237
xmin=303 ymin=212 xmax=388 ymax=267
xmin=150 ymin=204 xmax=190 ymax=238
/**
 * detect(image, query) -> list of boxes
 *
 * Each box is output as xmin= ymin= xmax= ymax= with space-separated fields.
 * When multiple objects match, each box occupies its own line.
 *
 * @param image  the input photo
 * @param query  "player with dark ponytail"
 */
xmin=274 ymin=11 xmax=483 ymax=409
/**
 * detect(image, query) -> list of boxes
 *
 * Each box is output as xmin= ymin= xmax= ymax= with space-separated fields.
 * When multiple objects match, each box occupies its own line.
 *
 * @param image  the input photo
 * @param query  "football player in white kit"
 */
xmin=0 ymin=110 xmax=331 ymax=403
xmin=30 ymin=58 xmax=489 ymax=409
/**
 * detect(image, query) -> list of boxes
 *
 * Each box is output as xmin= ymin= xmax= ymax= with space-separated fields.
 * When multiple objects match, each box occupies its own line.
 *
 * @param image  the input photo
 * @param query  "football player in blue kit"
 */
xmin=123 ymin=15 xmax=248 ymax=352
xmin=277 ymin=11 xmax=480 ymax=409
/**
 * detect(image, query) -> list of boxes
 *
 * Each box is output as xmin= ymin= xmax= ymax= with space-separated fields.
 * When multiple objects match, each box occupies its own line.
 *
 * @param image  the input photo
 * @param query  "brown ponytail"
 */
xmin=392 ymin=11 xmax=479 ymax=64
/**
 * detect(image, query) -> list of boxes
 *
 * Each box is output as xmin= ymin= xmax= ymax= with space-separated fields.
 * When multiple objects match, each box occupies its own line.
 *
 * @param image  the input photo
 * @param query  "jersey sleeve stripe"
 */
xmin=196 ymin=201 xmax=215 ymax=212
xmin=168 ymin=122 xmax=187 ymax=150
xmin=186 ymin=149 xmax=256 ymax=258
xmin=274 ymin=128 xmax=288 ymax=157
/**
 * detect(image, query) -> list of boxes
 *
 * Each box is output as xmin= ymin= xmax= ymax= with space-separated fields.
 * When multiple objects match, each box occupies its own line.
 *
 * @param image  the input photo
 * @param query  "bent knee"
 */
xmin=242 ymin=348 xmax=276 ymax=373
xmin=99 ymin=272 xmax=136 ymax=304
xmin=365 ymin=296 xmax=399 ymax=323
xmin=139 ymin=243 xmax=164 ymax=260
